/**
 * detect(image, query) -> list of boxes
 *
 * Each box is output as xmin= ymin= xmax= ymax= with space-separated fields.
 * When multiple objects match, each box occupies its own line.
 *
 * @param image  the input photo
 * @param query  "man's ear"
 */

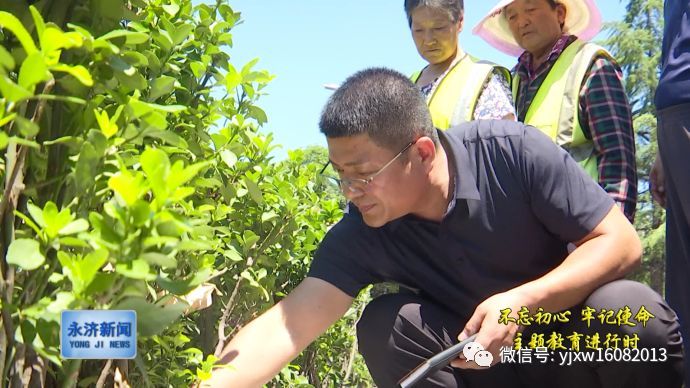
xmin=556 ymin=3 xmax=566 ymax=30
xmin=413 ymin=136 xmax=437 ymax=171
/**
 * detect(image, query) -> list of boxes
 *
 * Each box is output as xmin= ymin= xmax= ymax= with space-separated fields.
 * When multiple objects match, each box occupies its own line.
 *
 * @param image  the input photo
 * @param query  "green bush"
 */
xmin=0 ymin=0 xmax=371 ymax=386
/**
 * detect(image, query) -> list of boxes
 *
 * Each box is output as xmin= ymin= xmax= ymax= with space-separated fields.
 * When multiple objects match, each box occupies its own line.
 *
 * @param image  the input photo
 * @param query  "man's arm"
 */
xmin=201 ymin=277 xmax=354 ymax=387
xmin=579 ymin=56 xmax=638 ymax=222
xmin=454 ymin=204 xmax=641 ymax=368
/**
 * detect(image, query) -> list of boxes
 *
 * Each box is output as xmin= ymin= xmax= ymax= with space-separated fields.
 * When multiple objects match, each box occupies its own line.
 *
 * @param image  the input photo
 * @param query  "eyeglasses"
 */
xmin=319 ymin=140 xmax=416 ymax=194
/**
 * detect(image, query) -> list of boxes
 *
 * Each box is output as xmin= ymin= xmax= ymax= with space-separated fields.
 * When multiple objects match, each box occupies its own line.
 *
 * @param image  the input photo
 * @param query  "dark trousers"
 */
xmin=357 ymin=280 xmax=683 ymax=388
xmin=658 ymin=102 xmax=690 ymax=388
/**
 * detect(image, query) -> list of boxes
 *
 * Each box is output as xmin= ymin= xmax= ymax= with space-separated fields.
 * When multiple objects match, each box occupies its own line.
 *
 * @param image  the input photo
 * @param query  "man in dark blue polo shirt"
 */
xmin=205 ymin=68 xmax=682 ymax=388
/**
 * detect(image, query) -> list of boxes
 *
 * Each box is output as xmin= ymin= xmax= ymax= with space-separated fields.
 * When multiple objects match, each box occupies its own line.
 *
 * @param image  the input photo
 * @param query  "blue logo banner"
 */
xmin=60 ymin=310 xmax=137 ymax=359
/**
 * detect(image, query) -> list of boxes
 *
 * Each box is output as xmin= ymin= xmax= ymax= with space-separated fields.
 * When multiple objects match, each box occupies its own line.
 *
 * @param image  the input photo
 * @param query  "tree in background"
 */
xmin=603 ymin=0 xmax=665 ymax=293
xmin=0 ymin=0 xmax=371 ymax=386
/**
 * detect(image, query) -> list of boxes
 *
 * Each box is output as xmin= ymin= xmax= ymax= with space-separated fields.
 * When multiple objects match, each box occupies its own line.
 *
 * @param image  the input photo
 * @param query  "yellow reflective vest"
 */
xmin=412 ymin=55 xmax=510 ymax=130
xmin=512 ymin=40 xmax=613 ymax=180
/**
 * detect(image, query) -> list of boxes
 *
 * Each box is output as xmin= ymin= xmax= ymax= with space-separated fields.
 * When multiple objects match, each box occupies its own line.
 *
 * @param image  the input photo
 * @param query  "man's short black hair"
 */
xmin=319 ymin=68 xmax=437 ymax=152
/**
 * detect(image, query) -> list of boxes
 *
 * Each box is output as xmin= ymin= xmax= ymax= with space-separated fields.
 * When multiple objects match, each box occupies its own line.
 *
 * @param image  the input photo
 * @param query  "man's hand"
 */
xmin=450 ymin=290 xmax=531 ymax=369
xmin=202 ymin=278 xmax=353 ymax=387
xmin=650 ymin=152 xmax=666 ymax=208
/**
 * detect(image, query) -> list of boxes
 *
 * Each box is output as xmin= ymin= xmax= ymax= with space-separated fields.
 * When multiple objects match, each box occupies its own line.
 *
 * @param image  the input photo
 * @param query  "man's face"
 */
xmin=326 ymin=134 xmax=422 ymax=228
xmin=410 ymin=6 xmax=463 ymax=65
xmin=504 ymin=0 xmax=565 ymax=56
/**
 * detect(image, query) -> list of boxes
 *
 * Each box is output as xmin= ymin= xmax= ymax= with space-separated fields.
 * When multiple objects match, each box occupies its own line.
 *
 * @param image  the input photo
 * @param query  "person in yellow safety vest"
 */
xmin=405 ymin=0 xmax=515 ymax=130
xmin=474 ymin=0 xmax=638 ymax=222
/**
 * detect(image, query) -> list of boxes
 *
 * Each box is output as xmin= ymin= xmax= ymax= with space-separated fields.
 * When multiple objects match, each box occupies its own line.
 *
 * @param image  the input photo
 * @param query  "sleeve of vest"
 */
xmin=518 ymin=125 xmax=615 ymax=242
xmin=308 ymin=214 xmax=379 ymax=298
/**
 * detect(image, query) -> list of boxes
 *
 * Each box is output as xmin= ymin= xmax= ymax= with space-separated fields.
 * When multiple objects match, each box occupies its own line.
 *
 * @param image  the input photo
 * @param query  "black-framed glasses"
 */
xmin=319 ymin=140 xmax=416 ymax=194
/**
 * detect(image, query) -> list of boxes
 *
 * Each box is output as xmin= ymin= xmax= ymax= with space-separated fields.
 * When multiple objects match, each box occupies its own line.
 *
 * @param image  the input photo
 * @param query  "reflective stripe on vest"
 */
xmin=512 ymin=40 xmax=613 ymax=181
xmin=412 ymin=56 xmax=508 ymax=130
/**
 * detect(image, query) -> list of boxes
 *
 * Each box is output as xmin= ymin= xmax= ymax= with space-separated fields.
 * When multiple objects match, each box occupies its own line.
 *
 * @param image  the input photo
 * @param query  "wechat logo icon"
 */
xmin=463 ymin=341 xmax=493 ymax=367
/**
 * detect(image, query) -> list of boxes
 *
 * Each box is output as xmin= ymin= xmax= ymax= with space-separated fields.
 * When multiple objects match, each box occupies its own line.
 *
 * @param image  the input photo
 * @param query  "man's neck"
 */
xmin=411 ymin=143 xmax=455 ymax=223
xmin=529 ymin=37 xmax=560 ymax=71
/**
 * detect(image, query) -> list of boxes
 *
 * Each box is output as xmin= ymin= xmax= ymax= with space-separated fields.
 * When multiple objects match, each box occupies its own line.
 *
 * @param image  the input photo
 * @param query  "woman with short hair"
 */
xmin=405 ymin=0 xmax=515 ymax=129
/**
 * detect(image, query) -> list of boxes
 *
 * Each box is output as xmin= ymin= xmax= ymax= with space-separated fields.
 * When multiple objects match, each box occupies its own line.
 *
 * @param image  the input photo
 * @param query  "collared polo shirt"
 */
xmin=308 ymin=120 xmax=614 ymax=318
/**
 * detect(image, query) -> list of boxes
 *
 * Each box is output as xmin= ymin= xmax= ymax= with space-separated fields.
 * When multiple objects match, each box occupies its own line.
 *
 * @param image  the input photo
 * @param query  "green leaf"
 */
xmin=66 ymin=23 xmax=94 ymax=40
xmin=122 ymin=51 xmax=149 ymax=67
xmin=177 ymin=239 xmax=213 ymax=251
xmin=243 ymin=176 xmax=264 ymax=205
xmin=171 ymin=24 xmax=194 ymax=46
xmin=29 ymin=6 xmax=46 ymax=45
xmin=94 ymin=109 xmax=118 ymax=138
xmin=6 ymin=239 xmax=45 ymax=270
xmin=128 ymin=98 xmax=186 ymax=117
xmin=171 ymin=186 xmax=195 ymax=201
xmin=41 ymin=28 xmax=83 ymax=57
xmin=190 ymin=61 xmax=205 ymax=78
xmin=149 ymin=75 xmax=176 ymax=100
xmin=0 ymin=75 xmax=32 ymax=102
xmin=74 ymin=141 xmax=99 ymax=193
xmin=243 ymin=70 xmax=273 ymax=84
xmin=242 ymin=230 xmax=260 ymax=253
xmin=0 ymin=131 xmax=7 ymax=149
xmin=241 ymin=58 xmax=260 ymax=77
xmin=13 ymin=116 xmax=39 ymax=137
xmin=0 ymin=45 xmax=15 ymax=70
xmin=153 ymin=30 xmax=174 ymax=51
xmin=97 ymin=30 xmax=150 ymax=45
xmin=110 ymin=55 xmax=135 ymax=75
xmin=261 ymin=211 xmax=278 ymax=223
xmin=248 ymin=105 xmax=268 ymax=125
xmin=140 ymin=148 xmax=170 ymax=203
xmin=58 ymin=237 xmax=89 ymax=247
xmin=145 ymin=130 xmax=188 ymax=147
xmin=27 ymin=202 xmax=45 ymax=227
xmin=115 ymin=68 xmax=147 ymax=91
xmin=79 ymin=249 xmax=108 ymax=287
xmin=14 ymin=211 xmax=42 ymax=240
xmin=60 ymin=249 xmax=108 ymax=294
xmin=108 ymin=171 xmax=147 ymax=206
xmin=224 ymin=64 xmax=241 ymax=89
xmin=85 ymin=272 xmax=116 ymax=295
xmin=167 ymin=160 xmax=210 ymax=191
xmin=43 ymin=202 xmax=74 ymax=239
xmin=220 ymin=149 xmax=237 ymax=169
xmin=156 ymin=268 xmax=211 ymax=295
xmin=114 ymin=297 xmax=187 ymax=336
xmin=0 ymin=11 xmax=39 ymax=55
xmin=51 ymin=64 xmax=93 ymax=87
xmin=58 ymin=219 xmax=89 ymax=235
xmin=0 ymin=113 xmax=16 ymax=129
xmin=223 ymin=247 xmax=243 ymax=262
xmin=20 ymin=319 xmax=37 ymax=344
xmin=130 ymin=200 xmax=151 ymax=226
xmin=162 ymin=3 xmax=180 ymax=17
xmin=116 ymin=259 xmax=156 ymax=280
xmin=10 ymin=136 xmax=40 ymax=148
xmin=140 ymin=252 xmax=177 ymax=269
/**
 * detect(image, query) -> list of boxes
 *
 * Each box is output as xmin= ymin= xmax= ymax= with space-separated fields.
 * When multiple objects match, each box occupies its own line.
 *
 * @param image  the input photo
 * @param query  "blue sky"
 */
xmin=227 ymin=1 xmax=627 ymax=158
